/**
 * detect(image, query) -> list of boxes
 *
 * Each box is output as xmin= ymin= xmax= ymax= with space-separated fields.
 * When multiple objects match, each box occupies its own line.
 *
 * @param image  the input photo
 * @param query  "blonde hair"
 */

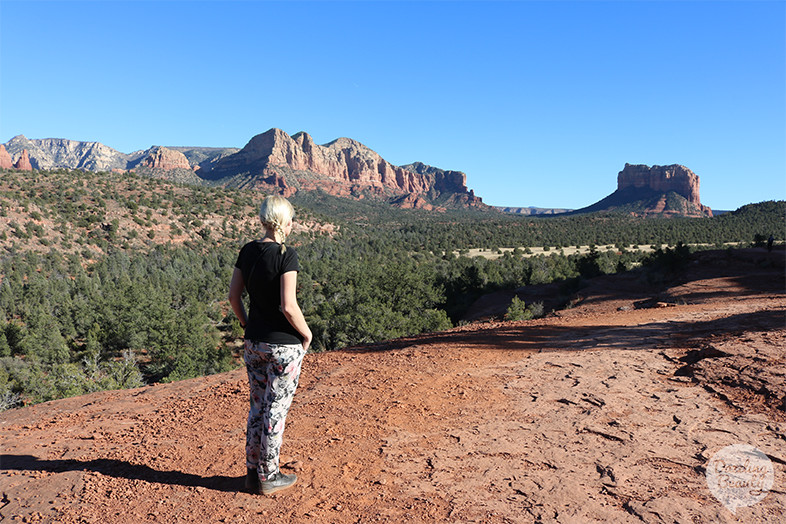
xmin=259 ymin=195 xmax=295 ymax=253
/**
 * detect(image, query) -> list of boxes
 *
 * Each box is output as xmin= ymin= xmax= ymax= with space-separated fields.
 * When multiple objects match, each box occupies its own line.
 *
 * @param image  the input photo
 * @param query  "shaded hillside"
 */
xmin=169 ymin=146 xmax=240 ymax=170
xmin=566 ymin=186 xmax=710 ymax=217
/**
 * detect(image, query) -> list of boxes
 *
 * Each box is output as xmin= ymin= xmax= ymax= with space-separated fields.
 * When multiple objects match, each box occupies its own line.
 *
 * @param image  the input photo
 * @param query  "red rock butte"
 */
xmin=618 ymin=163 xmax=701 ymax=205
xmin=12 ymin=149 xmax=33 ymax=171
xmin=139 ymin=146 xmax=192 ymax=171
xmin=617 ymin=163 xmax=712 ymax=217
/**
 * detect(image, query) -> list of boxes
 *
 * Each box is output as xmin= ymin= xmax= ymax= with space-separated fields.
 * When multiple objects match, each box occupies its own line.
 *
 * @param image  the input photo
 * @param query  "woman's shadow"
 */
xmin=1 ymin=454 xmax=244 ymax=493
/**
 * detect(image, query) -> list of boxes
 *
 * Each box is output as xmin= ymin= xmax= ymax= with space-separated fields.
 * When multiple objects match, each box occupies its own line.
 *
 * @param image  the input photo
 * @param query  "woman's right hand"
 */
xmin=281 ymin=271 xmax=313 ymax=352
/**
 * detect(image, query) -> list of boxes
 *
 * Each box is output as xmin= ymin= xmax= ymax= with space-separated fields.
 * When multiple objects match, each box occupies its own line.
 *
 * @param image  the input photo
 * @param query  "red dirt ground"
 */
xmin=1 ymin=248 xmax=784 ymax=523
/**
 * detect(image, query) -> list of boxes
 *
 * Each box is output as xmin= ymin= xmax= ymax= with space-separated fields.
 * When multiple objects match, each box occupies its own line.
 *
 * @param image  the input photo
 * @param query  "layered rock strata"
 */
xmin=565 ymin=163 xmax=713 ymax=217
xmin=203 ymin=128 xmax=482 ymax=208
xmin=618 ymin=164 xmax=701 ymax=205
xmin=139 ymin=146 xmax=192 ymax=170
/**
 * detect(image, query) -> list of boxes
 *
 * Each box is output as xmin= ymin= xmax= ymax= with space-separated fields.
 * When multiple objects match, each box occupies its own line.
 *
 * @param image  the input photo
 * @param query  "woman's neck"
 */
xmin=261 ymin=230 xmax=278 ymax=243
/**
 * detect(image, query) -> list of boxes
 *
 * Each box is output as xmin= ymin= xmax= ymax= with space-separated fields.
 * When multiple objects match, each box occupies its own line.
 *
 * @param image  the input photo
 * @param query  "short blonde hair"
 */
xmin=259 ymin=195 xmax=295 ymax=253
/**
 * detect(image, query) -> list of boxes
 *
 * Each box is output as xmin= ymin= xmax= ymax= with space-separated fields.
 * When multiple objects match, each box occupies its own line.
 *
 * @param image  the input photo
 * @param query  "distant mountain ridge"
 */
xmin=4 ymin=135 xmax=139 ymax=172
xmin=495 ymin=206 xmax=573 ymax=215
xmin=2 ymin=135 xmax=240 ymax=174
xmin=2 ymin=133 xmax=712 ymax=216
xmin=2 ymin=130 xmax=482 ymax=210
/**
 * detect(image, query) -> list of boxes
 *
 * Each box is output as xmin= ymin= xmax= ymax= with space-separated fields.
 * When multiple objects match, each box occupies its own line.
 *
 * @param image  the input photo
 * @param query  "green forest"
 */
xmin=1 ymin=168 xmax=783 ymax=410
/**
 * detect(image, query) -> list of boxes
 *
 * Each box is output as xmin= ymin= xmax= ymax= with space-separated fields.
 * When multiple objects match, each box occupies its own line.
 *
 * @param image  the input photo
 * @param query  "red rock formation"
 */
xmin=618 ymin=164 xmax=700 ymax=205
xmin=13 ymin=149 xmax=32 ymax=171
xmin=204 ymin=128 xmax=482 ymax=208
xmin=242 ymin=129 xmax=426 ymax=193
xmin=617 ymin=163 xmax=712 ymax=216
xmin=573 ymin=163 xmax=713 ymax=217
xmin=389 ymin=193 xmax=436 ymax=211
xmin=0 ymin=145 xmax=13 ymax=169
xmin=140 ymin=147 xmax=192 ymax=170
xmin=258 ymin=173 xmax=296 ymax=198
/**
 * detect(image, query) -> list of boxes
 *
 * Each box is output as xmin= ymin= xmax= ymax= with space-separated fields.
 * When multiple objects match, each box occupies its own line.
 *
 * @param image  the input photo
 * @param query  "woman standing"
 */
xmin=229 ymin=195 xmax=312 ymax=495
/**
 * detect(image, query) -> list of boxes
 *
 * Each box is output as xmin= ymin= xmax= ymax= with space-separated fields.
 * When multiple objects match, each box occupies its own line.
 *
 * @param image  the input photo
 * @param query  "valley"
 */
xmin=0 ymin=166 xmax=782 ymax=409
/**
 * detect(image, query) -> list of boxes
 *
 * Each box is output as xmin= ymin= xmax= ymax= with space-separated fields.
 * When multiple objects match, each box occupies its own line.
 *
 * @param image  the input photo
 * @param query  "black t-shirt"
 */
xmin=234 ymin=241 xmax=302 ymax=344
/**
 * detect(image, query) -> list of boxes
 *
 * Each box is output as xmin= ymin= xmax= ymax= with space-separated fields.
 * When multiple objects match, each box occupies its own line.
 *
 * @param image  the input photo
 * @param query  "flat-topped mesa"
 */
xmin=618 ymin=163 xmax=700 ymax=205
xmin=139 ymin=146 xmax=192 ymax=170
xmin=569 ymin=162 xmax=712 ymax=217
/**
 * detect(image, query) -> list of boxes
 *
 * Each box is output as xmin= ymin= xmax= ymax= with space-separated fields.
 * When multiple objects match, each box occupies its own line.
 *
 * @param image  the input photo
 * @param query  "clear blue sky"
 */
xmin=1 ymin=1 xmax=784 ymax=210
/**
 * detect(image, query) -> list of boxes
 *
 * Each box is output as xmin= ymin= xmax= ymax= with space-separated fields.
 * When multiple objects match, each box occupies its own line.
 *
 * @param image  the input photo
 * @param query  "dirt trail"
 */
xmin=1 ymin=248 xmax=785 ymax=523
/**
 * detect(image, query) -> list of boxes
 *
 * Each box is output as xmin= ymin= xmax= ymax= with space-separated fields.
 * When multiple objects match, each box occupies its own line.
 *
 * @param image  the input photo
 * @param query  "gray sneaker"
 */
xmin=260 ymin=472 xmax=297 ymax=495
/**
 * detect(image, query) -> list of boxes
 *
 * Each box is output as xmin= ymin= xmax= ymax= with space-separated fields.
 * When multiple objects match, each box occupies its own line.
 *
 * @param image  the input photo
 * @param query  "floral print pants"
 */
xmin=244 ymin=340 xmax=305 ymax=481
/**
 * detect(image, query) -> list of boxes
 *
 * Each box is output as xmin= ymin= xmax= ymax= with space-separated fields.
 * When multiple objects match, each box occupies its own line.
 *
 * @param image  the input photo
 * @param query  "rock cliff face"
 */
xmin=138 ymin=146 xmax=192 ymax=170
xmin=0 ymin=145 xmax=13 ymax=169
xmin=568 ymin=163 xmax=712 ymax=217
xmin=14 ymin=149 xmax=33 ymax=171
xmin=401 ymin=162 xmax=484 ymax=207
xmin=203 ymin=128 xmax=482 ymax=208
xmin=617 ymin=164 xmax=701 ymax=205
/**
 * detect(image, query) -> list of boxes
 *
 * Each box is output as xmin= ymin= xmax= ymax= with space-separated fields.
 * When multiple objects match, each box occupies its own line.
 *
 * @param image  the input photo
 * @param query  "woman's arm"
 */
xmin=228 ymin=267 xmax=248 ymax=329
xmin=280 ymin=270 xmax=312 ymax=351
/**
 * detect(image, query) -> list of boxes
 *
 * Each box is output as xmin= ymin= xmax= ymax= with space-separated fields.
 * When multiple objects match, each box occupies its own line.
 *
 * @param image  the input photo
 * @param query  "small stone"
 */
xmin=284 ymin=460 xmax=304 ymax=471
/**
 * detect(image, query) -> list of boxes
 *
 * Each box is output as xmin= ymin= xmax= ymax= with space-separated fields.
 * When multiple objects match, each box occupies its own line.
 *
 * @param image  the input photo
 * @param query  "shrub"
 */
xmin=506 ymin=296 xmax=533 ymax=321
xmin=0 ymin=333 xmax=9 ymax=357
xmin=527 ymin=301 xmax=545 ymax=319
